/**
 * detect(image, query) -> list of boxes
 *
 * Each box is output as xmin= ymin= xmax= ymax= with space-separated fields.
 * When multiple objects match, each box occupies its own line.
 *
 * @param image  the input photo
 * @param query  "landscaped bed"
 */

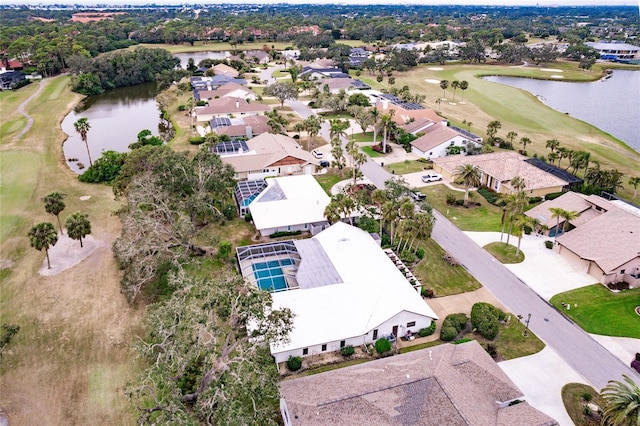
xmin=550 ymin=284 xmax=640 ymax=338
xmin=561 ymin=383 xmax=604 ymax=426
xmin=484 ymin=242 xmax=525 ymax=264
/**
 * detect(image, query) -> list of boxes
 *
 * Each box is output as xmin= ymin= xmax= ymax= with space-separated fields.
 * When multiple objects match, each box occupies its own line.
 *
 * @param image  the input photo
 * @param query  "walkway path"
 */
xmin=14 ymin=79 xmax=45 ymax=141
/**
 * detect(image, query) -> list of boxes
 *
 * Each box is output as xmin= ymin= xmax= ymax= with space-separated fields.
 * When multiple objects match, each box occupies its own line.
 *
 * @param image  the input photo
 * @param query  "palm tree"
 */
xmin=303 ymin=115 xmax=321 ymax=147
xmin=42 ymin=192 xmax=66 ymax=234
xmin=439 ymin=79 xmax=449 ymax=99
xmin=382 ymin=200 xmax=399 ymax=244
xmin=505 ymin=190 xmax=528 ymax=245
xmin=380 ymin=110 xmax=395 ymax=154
xmin=28 ymin=222 xmax=58 ymax=269
xmin=65 ymin=212 xmax=91 ymax=248
xmin=545 ymin=138 xmax=560 ymax=152
xmin=454 ymin=163 xmax=481 ymax=207
xmin=628 ymin=177 xmax=640 ymax=200
xmin=371 ymin=189 xmax=388 ymax=234
xmin=601 ymin=375 xmax=640 ymax=426
xmin=519 ymin=136 xmax=531 ymax=152
xmin=329 ymin=119 xmax=349 ymax=141
xmin=368 ymin=107 xmax=381 ymax=144
xmin=451 ymin=80 xmax=459 ymax=102
xmin=560 ymin=209 xmax=580 ymax=233
xmin=557 ymin=147 xmax=568 ymax=169
xmin=486 ymin=120 xmax=502 ymax=143
xmin=547 ymin=151 xmax=558 ymax=165
xmin=549 ymin=207 xmax=565 ymax=242
xmin=506 ymin=131 xmax=518 ymax=145
xmin=512 ymin=215 xmax=533 ymax=257
xmin=324 ymin=199 xmax=341 ymax=224
xmin=459 ymin=80 xmax=469 ymax=102
xmin=74 ymin=117 xmax=92 ymax=167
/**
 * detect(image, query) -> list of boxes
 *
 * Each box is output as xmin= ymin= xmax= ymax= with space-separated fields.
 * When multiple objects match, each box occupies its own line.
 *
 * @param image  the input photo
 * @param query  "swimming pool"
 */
xmin=252 ymin=259 xmax=294 ymax=292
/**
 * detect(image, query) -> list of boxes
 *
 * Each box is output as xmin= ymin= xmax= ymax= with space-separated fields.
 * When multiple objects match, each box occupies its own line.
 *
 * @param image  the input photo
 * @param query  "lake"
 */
xmin=62 ymin=83 xmax=167 ymax=173
xmin=484 ymin=70 xmax=640 ymax=153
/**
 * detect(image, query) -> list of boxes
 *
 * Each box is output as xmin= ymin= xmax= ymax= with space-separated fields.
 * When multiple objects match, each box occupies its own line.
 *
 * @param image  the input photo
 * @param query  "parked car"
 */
xmin=382 ymin=334 xmax=396 ymax=343
xmin=410 ymin=191 xmax=426 ymax=201
xmin=312 ymin=149 xmax=323 ymax=158
xmin=421 ymin=173 xmax=443 ymax=183
xmin=319 ymin=160 xmax=330 ymax=168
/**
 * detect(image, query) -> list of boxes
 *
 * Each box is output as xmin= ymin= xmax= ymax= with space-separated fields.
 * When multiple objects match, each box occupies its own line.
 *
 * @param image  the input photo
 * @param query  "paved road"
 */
xmin=357 ymin=158 xmax=640 ymax=390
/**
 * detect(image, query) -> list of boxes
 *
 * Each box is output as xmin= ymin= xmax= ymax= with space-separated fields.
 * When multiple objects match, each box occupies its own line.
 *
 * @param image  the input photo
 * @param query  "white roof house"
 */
xmin=249 ymin=175 xmax=330 ymax=237
xmin=237 ymin=222 xmax=438 ymax=363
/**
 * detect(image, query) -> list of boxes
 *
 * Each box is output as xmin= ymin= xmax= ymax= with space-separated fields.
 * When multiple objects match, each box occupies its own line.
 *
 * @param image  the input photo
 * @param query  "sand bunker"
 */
xmin=425 ymin=79 xmax=441 ymax=84
xmin=541 ymin=68 xmax=562 ymax=72
xmin=551 ymin=75 xmax=564 ymax=79
xmin=79 ymin=195 xmax=91 ymax=201
xmin=39 ymin=234 xmax=104 ymax=277
xmin=427 ymin=67 xmax=443 ymax=71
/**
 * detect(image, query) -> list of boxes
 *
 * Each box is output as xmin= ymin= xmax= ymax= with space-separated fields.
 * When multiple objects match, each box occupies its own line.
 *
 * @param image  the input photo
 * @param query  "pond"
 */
xmin=484 ymin=70 xmax=640 ymax=153
xmin=61 ymin=83 xmax=170 ymax=173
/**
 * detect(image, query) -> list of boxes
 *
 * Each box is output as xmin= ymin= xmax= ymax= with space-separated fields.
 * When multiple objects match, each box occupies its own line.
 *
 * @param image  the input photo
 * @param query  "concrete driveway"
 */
xmin=463 ymin=231 xmax=597 ymax=300
xmin=499 ymin=347 xmax=589 ymax=426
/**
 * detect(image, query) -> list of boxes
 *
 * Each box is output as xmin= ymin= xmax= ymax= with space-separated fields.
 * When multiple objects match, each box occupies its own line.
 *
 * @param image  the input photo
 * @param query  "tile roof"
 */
xmin=433 ymin=152 xmax=568 ymax=192
xmin=215 ymin=115 xmax=270 ymax=137
xmin=557 ymin=208 xmax=640 ymax=273
xmin=411 ymin=126 xmax=463 ymax=152
xmin=221 ymin=133 xmax=317 ymax=173
xmin=524 ymin=192 xmax=618 ymax=228
xmin=213 ymin=63 xmax=239 ymax=77
xmin=280 ymin=341 xmax=557 ymax=426
xmin=376 ymin=102 xmax=445 ymax=127
xmin=196 ymin=97 xmax=269 ymax=116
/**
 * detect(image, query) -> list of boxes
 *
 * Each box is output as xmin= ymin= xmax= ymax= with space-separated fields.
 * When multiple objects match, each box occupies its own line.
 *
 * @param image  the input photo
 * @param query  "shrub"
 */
xmin=416 ymin=248 xmax=425 ymax=259
xmin=477 ymin=187 xmax=500 ymax=205
xmin=287 ymin=356 xmax=302 ymax=371
xmin=340 ymin=345 xmax=355 ymax=357
xmin=446 ymin=193 xmax=457 ymax=205
xmin=445 ymin=313 xmax=469 ymax=332
xmin=454 ymin=199 xmax=465 ymax=206
xmin=223 ymin=205 xmax=236 ymax=220
xmin=545 ymin=240 xmax=554 ymax=249
xmin=269 ymin=230 xmax=302 ymax=238
xmin=528 ymin=196 xmax=543 ymax=204
xmin=421 ymin=287 xmax=434 ymax=298
xmin=545 ymin=191 xmax=564 ymax=201
xmin=524 ymin=225 xmax=533 ymax=235
xmin=244 ymin=212 xmax=252 ymax=222
xmin=196 ymin=100 xmax=207 ymax=106
xmin=418 ymin=322 xmax=437 ymax=337
xmin=452 ymin=337 xmax=473 ymax=344
xmin=177 ymin=104 xmax=186 ymax=111
xmin=78 ymin=150 xmax=127 ymax=183
xmin=400 ymin=249 xmax=416 ymax=264
xmin=470 ymin=302 xmax=505 ymax=340
xmin=375 ymin=337 xmax=392 ymax=354
xmin=440 ymin=326 xmax=458 ymax=341
xmin=189 ymin=136 xmax=206 ymax=145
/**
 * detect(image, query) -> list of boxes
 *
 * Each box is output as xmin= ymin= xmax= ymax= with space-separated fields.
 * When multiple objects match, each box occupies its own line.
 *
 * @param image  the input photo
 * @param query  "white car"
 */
xmin=312 ymin=149 xmax=323 ymax=159
xmin=421 ymin=173 xmax=443 ymax=183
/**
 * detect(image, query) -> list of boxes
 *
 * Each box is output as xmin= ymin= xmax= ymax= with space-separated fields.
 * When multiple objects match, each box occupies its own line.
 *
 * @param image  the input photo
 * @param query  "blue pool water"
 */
xmin=241 ymin=193 xmax=259 ymax=207
xmin=252 ymin=259 xmax=294 ymax=292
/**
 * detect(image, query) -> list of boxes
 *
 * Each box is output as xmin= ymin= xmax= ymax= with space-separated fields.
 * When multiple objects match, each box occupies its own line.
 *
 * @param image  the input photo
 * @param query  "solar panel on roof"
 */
xmin=214 ymin=140 xmax=249 ymax=155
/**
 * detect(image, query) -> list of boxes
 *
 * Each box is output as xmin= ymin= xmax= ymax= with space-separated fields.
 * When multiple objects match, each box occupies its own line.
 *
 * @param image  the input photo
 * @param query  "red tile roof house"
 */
xmin=279 ymin=340 xmax=557 ymax=426
xmin=375 ymin=100 xmax=447 ymax=134
xmin=195 ymin=97 xmax=270 ymax=122
xmin=220 ymin=133 xmax=320 ymax=180
xmin=212 ymin=115 xmax=271 ymax=139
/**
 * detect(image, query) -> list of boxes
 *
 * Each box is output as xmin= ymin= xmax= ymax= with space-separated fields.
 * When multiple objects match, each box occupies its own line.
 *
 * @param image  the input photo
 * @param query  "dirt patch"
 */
xmin=39 ymin=234 xmax=105 ymax=277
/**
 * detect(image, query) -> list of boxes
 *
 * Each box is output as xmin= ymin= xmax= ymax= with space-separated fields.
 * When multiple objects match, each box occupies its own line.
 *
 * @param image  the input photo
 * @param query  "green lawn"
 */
xmin=550 ymin=285 xmax=640 ymax=338
xmin=562 ymin=383 xmax=603 ymax=426
xmin=315 ymin=172 xmax=343 ymax=196
xmin=422 ymin=185 xmax=503 ymax=232
xmin=351 ymin=131 xmax=374 ymax=143
xmin=385 ymin=160 xmax=430 ymax=175
xmin=484 ymin=242 xmax=525 ymax=264
xmin=361 ymin=146 xmax=381 ymax=157
xmin=413 ymin=238 xmax=481 ymax=297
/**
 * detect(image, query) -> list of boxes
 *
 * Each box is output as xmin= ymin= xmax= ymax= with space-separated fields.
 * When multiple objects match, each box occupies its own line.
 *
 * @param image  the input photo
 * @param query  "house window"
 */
xmin=340 ymin=340 xmax=346 ymax=348
xmin=406 ymin=321 xmax=416 ymax=328
xmin=303 ymin=348 xmax=308 ymax=355
xmin=321 ymin=344 xmax=327 ymax=351
xmin=373 ymin=329 xmax=378 ymax=340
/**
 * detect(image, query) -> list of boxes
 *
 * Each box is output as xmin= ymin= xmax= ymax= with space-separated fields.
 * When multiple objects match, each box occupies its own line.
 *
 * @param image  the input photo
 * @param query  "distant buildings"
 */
xmin=586 ymin=42 xmax=640 ymax=61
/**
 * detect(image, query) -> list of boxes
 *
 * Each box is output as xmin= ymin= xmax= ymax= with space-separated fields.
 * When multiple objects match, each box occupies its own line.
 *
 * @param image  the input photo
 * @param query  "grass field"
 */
xmin=361 ymin=146 xmax=381 ymax=157
xmin=421 ymin=185 xmax=503 ymax=232
xmin=385 ymin=160 xmax=429 ymax=175
xmin=315 ymin=172 xmax=344 ymax=195
xmin=550 ymin=285 xmax=640 ymax=338
xmin=484 ymin=242 xmax=525 ymax=264
xmin=0 ymin=76 xmax=141 ymax=424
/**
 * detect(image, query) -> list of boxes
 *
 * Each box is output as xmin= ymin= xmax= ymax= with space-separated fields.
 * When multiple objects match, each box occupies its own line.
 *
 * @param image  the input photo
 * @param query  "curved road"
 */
xmin=14 ymin=79 xmax=45 ymax=141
